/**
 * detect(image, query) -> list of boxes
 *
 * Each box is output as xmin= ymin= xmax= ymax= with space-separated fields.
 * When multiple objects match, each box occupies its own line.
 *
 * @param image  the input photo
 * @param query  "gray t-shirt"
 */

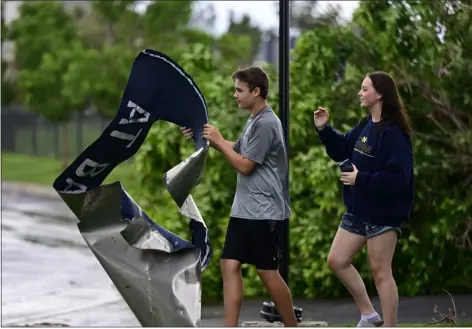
xmin=231 ymin=106 xmax=291 ymax=220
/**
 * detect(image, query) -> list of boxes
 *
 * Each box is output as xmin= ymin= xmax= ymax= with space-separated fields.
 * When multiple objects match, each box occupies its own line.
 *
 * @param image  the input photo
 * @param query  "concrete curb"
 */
xmin=1 ymin=181 xmax=60 ymax=200
xmin=242 ymin=321 xmax=328 ymax=327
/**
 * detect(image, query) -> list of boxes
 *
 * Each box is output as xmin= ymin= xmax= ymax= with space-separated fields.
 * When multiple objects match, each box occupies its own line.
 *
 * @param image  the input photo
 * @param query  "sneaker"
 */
xmin=356 ymin=315 xmax=384 ymax=327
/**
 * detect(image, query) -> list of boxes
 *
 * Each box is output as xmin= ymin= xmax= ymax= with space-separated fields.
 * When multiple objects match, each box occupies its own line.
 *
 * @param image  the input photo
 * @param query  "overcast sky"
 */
xmin=208 ymin=1 xmax=359 ymax=34
xmin=135 ymin=1 xmax=360 ymax=35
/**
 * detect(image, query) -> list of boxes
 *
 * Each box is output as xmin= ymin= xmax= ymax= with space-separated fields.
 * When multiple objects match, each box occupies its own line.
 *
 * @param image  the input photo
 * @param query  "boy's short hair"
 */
xmin=232 ymin=66 xmax=269 ymax=99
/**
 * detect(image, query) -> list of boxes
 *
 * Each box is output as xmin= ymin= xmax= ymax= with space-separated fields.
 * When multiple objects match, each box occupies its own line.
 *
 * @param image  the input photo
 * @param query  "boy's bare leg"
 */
xmin=220 ymin=259 xmax=244 ymax=327
xmin=257 ymin=269 xmax=298 ymax=327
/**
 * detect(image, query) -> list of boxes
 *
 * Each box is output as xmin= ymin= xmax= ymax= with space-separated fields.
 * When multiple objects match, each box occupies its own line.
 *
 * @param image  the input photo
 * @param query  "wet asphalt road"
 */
xmin=1 ymin=192 xmax=141 ymax=327
xmin=2 ymin=185 xmax=472 ymax=327
xmin=0 ymin=189 xmax=233 ymax=327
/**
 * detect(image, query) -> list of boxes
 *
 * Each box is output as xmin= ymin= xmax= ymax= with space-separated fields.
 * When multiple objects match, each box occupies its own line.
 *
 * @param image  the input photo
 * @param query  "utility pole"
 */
xmin=278 ymin=0 xmax=290 ymax=287
xmin=260 ymin=0 xmax=302 ymax=323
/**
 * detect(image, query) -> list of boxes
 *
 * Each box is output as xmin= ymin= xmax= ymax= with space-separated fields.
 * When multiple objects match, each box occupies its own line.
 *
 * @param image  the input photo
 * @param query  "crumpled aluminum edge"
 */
xmin=163 ymin=147 xmax=212 ymax=271
xmin=55 ymin=146 xmax=211 ymax=327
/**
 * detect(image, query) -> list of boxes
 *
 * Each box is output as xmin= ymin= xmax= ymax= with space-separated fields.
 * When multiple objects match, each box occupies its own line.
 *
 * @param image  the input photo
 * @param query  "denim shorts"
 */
xmin=340 ymin=212 xmax=401 ymax=239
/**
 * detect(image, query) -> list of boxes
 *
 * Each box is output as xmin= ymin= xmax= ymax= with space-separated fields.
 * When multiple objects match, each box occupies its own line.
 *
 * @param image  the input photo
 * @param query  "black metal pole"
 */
xmin=278 ymin=0 xmax=290 ymax=286
xmin=260 ymin=1 xmax=302 ymax=323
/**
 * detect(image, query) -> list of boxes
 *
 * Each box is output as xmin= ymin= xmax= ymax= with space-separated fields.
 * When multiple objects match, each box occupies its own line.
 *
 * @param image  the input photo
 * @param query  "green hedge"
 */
xmin=133 ymin=1 xmax=472 ymax=300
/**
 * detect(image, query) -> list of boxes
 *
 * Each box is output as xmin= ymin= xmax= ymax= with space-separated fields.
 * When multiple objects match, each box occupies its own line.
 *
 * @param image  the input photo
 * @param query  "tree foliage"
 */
xmin=135 ymin=1 xmax=472 ymax=299
xmin=347 ymin=2 xmax=472 ymax=294
xmin=286 ymin=0 xmax=472 ymax=297
xmin=7 ymin=1 xmax=80 ymax=122
xmin=5 ymin=0 xmax=471 ymax=299
xmin=226 ymin=13 xmax=263 ymax=63
xmin=1 ymin=3 xmax=17 ymax=105
xmin=62 ymin=43 xmax=135 ymax=118
xmin=85 ymin=1 xmax=142 ymax=47
xmin=6 ymin=2 xmax=84 ymax=168
xmin=8 ymin=2 xmax=78 ymax=72
xmin=275 ymin=1 xmax=343 ymax=31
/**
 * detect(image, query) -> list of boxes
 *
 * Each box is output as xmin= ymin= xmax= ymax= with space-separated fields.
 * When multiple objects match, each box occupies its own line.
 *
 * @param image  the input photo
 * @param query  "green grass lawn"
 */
xmin=1 ymin=152 xmax=140 ymax=192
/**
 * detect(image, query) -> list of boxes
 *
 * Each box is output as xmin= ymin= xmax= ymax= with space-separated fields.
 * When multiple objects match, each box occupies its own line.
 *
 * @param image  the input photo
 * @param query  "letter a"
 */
xmin=119 ymin=100 xmax=150 ymax=124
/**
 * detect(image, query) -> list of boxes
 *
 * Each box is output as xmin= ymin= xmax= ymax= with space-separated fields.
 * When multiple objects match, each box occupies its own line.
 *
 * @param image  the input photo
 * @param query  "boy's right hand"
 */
xmin=180 ymin=127 xmax=193 ymax=140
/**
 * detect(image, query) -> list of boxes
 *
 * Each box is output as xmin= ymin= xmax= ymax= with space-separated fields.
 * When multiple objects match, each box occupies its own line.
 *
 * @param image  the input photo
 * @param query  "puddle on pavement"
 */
xmin=24 ymin=211 xmax=74 ymax=223
xmin=13 ymin=323 xmax=70 ymax=327
xmin=2 ymin=223 xmax=14 ymax=231
xmin=3 ymin=209 xmax=76 ymax=225
xmin=2 ymin=194 xmax=76 ymax=222
xmin=2 ymin=207 xmax=87 ymax=250
xmin=21 ymin=235 xmax=88 ymax=249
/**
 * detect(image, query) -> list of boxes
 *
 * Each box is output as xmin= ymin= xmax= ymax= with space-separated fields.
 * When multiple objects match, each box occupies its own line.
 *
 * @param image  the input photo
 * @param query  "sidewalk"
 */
xmin=2 ymin=180 xmax=60 ymax=200
xmin=205 ymin=295 xmax=472 ymax=326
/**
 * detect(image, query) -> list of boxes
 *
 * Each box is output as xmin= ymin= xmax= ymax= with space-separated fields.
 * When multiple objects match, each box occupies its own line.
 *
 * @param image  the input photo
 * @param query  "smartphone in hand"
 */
xmin=339 ymin=159 xmax=354 ymax=172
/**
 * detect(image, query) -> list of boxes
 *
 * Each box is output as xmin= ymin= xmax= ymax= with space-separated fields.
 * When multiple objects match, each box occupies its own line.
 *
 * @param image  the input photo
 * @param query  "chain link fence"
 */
xmin=1 ymin=105 xmax=111 ymax=159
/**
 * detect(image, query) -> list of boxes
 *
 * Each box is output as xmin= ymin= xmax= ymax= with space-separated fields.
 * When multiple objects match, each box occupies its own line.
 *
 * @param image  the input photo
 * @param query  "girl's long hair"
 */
xmin=360 ymin=71 xmax=413 ymax=137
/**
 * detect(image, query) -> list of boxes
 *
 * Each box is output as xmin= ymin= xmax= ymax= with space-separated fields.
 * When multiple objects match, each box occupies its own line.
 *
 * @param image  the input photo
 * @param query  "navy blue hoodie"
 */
xmin=317 ymin=118 xmax=414 ymax=227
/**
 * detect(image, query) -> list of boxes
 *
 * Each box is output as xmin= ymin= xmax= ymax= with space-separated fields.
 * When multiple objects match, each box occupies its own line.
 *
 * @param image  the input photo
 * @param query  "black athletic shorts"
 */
xmin=220 ymin=217 xmax=282 ymax=270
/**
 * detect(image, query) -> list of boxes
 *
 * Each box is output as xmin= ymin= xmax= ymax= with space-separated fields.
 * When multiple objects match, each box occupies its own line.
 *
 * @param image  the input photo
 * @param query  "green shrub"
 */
xmin=134 ymin=1 xmax=472 ymax=299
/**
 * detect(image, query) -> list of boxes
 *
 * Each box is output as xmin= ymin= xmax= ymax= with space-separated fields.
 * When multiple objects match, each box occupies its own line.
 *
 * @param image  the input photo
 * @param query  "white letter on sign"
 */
xmin=119 ymin=100 xmax=150 ymax=124
xmin=110 ymin=128 xmax=142 ymax=148
xmin=76 ymin=158 xmax=109 ymax=177
xmin=61 ymin=178 xmax=88 ymax=194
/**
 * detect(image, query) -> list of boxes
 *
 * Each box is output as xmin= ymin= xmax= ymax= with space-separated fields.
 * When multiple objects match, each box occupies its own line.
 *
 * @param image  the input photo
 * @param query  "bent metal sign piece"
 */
xmin=52 ymin=49 xmax=212 ymax=327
